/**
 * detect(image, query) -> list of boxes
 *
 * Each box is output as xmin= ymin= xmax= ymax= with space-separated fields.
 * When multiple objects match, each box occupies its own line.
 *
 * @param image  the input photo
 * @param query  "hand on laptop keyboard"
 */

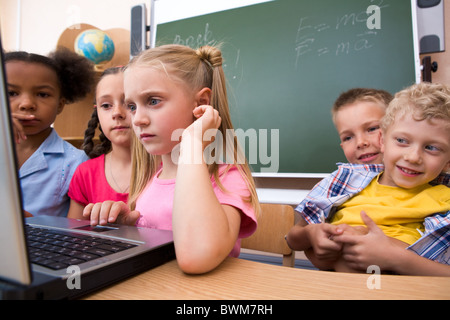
xmin=83 ymin=201 xmax=140 ymax=226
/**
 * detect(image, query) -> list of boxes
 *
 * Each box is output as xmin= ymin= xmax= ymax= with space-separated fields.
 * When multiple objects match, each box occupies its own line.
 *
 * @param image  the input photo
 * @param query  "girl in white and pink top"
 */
xmin=83 ymin=45 xmax=260 ymax=274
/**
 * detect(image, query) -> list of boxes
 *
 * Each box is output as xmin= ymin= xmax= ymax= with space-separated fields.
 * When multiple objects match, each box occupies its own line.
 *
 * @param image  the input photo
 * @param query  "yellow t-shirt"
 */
xmin=331 ymin=175 xmax=450 ymax=245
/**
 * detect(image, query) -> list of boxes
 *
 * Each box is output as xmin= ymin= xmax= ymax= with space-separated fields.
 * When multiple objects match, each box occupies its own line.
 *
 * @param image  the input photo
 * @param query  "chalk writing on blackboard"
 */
xmin=172 ymin=23 xmax=216 ymax=48
xmin=171 ymin=23 xmax=243 ymax=84
xmin=294 ymin=1 xmax=389 ymax=70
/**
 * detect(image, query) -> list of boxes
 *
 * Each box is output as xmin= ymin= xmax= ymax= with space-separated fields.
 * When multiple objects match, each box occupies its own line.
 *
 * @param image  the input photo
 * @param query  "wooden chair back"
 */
xmin=241 ymin=203 xmax=295 ymax=267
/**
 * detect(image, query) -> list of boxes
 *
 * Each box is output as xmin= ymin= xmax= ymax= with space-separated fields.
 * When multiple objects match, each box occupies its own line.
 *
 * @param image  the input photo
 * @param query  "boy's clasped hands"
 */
xmin=305 ymin=211 xmax=402 ymax=272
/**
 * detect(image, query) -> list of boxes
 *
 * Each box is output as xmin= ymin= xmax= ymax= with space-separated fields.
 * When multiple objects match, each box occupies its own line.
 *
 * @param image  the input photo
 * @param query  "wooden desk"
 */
xmin=85 ymin=257 xmax=450 ymax=300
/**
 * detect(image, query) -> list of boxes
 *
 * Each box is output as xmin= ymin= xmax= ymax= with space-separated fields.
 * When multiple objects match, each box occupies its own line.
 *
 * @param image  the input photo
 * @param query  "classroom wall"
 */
xmin=0 ymin=0 xmax=271 ymax=54
xmin=0 ymin=0 xmax=149 ymax=53
xmin=419 ymin=2 xmax=450 ymax=85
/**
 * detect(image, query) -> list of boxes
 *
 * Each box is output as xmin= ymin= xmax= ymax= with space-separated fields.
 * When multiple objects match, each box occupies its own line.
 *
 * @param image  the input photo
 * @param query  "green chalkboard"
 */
xmin=156 ymin=0 xmax=417 ymax=173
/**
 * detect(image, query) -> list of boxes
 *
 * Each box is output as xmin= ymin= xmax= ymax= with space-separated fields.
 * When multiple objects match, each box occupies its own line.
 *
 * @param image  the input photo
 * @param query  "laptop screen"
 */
xmin=0 ymin=36 xmax=32 ymax=285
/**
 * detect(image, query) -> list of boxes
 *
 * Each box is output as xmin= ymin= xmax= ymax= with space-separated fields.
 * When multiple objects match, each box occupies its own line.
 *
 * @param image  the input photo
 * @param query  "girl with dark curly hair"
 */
xmin=6 ymin=47 xmax=96 ymax=217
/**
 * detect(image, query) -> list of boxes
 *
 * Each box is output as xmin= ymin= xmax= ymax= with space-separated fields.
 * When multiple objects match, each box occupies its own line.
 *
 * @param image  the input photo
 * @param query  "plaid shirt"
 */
xmin=295 ymin=163 xmax=450 ymax=264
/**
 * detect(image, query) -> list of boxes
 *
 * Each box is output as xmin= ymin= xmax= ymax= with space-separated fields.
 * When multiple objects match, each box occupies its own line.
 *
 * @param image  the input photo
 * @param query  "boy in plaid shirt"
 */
xmin=332 ymin=88 xmax=392 ymax=165
xmin=287 ymin=83 xmax=450 ymax=275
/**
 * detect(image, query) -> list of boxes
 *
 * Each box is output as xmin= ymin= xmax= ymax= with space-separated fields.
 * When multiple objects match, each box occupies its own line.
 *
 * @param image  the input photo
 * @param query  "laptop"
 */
xmin=0 ymin=37 xmax=175 ymax=300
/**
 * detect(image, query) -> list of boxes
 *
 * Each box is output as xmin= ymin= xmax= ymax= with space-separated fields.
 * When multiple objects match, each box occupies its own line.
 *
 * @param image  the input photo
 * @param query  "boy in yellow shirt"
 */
xmin=287 ymin=82 xmax=450 ymax=274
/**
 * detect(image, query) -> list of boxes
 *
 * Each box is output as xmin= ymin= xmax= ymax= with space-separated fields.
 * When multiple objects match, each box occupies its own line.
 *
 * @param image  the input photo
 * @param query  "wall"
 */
xmin=419 ymin=1 xmax=450 ymax=85
xmin=0 ymin=0 xmax=139 ymax=53
xmin=0 ymin=0 xmax=271 ymax=54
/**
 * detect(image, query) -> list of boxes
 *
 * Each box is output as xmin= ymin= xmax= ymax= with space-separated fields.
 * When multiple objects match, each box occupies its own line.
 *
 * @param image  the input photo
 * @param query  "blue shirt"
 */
xmin=295 ymin=163 xmax=450 ymax=264
xmin=19 ymin=129 xmax=88 ymax=217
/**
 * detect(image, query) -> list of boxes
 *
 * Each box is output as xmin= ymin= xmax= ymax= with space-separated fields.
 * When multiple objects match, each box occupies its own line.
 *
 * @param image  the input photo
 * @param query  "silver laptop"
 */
xmin=0 ymin=37 xmax=174 ymax=299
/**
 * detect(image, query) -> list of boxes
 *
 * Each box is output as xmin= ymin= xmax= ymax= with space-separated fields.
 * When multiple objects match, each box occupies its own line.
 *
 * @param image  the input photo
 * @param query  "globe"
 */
xmin=74 ymin=29 xmax=115 ymax=66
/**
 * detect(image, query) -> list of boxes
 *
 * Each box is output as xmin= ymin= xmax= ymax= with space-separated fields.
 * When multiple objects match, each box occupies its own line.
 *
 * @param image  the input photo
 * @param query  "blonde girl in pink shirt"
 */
xmin=83 ymin=45 xmax=260 ymax=274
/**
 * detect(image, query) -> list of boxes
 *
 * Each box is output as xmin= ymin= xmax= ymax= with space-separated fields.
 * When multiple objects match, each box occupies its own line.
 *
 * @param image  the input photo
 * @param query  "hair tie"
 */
xmin=202 ymin=58 xmax=213 ymax=69
xmin=196 ymin=48 xmax=218 ymax=69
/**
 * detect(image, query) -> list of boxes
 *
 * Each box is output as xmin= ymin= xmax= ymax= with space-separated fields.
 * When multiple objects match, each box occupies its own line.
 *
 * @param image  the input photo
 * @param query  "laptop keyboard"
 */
xmin=26 ymin=225 xmax=138 ymax=270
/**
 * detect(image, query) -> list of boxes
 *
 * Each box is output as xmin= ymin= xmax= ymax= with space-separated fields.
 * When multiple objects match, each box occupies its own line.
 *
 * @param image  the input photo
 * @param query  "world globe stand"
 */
xmin=93 ymin=63 xmax=109 ymax=72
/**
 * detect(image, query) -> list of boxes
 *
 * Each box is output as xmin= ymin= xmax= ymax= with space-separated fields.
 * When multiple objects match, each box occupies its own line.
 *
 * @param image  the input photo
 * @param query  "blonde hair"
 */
xmin=126 ymin=44 xmax=260 ymax=216
xmin=381 ymin=82 xmax=450 ymax=131
xmin=332 ymin=88 xmax=392 ymax=124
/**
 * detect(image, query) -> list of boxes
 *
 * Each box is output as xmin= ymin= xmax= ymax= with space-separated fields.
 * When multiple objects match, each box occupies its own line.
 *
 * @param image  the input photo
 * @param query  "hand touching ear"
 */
xmin=180 ymin=105 xmax=222 ymax=164
xmin=190 ymin=104 xmax=221 ymax=145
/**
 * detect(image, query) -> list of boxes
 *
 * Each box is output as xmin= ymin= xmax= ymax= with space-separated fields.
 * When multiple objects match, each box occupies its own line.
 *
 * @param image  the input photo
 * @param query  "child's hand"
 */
xmin=192 ymin=105 xmax=221 ymax=126
xmin=186 ymin=105 xmax=221 ymax=147
xmin=180 ymin=105 xmax=222 ymax=164
xmin=83 ymin=201 xmax=140 ymax=226
xmin=11 ymin=113 xmax=34 ymax=144
xmin=332 ymin=211 xmax=404 ymax=271
xmin=336 ymin=223 xmax=369 ymax=236
xmin=307 ymin=223 xmax=345 ymax=260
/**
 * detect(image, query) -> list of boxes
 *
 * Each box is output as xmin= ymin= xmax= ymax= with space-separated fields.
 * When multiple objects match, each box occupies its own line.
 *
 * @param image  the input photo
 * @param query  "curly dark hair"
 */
xmin=5 ymin=47 xmax=96 ymax=104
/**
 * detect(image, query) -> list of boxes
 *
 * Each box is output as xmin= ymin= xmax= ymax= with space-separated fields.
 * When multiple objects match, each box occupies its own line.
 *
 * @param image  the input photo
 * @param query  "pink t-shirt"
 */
xmin=68 ymin=154 xmax=128 ymax=206
xmin=135 ymin=164 xmax=257 ymax=257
